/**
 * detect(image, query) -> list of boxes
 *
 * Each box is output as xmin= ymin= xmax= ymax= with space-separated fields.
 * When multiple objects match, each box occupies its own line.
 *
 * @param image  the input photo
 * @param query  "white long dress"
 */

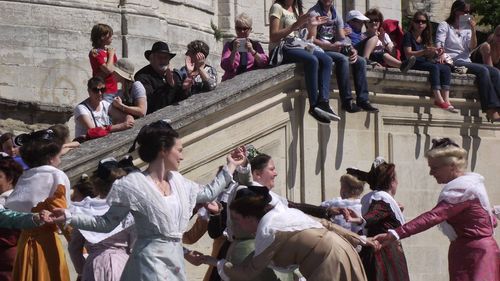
xmin=69 ymin=167 xmax=232 ymax=281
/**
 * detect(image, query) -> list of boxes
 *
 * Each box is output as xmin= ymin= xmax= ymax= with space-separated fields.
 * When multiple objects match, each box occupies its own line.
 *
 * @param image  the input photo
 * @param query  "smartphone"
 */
xmin=459 ymin=15 xmax=471 ymax=30
xmin=237 ymin=38 xmax=247 ymax=53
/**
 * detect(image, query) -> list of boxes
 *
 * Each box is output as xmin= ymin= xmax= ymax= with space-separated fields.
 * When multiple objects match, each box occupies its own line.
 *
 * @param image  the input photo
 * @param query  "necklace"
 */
xmin=149 ymin=176 xmax=171 ymax=196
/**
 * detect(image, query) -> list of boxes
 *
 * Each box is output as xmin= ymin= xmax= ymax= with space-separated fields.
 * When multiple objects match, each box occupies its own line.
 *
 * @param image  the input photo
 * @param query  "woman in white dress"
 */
xmin=52 ymin=120 xmax=246 ymax=281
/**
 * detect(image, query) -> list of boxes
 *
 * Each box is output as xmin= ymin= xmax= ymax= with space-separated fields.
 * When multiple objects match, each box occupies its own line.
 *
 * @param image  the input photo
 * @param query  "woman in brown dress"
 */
xmin=201 ymin=186 xmax=369 ymax=281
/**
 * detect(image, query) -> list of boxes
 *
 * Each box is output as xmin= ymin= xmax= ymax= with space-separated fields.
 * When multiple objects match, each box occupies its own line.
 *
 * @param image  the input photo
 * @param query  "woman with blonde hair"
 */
xmin=221 ymin=13 xmax=269 ymax=81
xmin=375 ymin=138 xmax=500 ymax=281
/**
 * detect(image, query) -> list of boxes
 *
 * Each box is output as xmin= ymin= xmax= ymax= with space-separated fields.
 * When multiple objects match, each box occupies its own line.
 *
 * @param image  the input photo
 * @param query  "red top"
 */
xmin=89 ymin=48 xmax=118 ymax=94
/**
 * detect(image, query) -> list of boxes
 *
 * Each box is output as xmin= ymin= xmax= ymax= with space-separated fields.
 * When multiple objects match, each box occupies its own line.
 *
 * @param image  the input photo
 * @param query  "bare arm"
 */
xmin=269 ymin=14 xmax=308 ymax=43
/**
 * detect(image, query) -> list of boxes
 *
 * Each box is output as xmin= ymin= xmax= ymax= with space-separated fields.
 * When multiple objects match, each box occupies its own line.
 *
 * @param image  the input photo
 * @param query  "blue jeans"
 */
xmin=326 ymin=52 xmax=369 ymax=104
xmin=283 ymin=49 xmax=333 ymax=108
xmin=413 ymin=60 xmax=451 ymax=91
xmin=454 ymin=61 xmax=500 ymax=110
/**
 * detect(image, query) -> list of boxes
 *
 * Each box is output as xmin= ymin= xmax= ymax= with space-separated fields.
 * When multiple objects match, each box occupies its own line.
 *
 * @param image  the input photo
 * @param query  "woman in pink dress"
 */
xmin=375 ymin=137 xmax=500 ymax=281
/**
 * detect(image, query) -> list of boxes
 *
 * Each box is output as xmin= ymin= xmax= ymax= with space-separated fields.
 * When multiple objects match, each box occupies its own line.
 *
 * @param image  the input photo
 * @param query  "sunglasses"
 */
xmin=91 ymin=87 xmax=107 ymax=93
xmin=236 ymin=26 xmax=250 ymax=32
xmin=413 ymin=19 xmax=427 ymax=24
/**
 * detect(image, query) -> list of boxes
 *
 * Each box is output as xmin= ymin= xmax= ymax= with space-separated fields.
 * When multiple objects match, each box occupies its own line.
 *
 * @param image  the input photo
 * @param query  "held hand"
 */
xmin=342 ymin=208 xmax=364 ymax=224
xmin=185 ymin=250 xmax=205 ymax=266
xmin=204 ymin=201 xmax=221 ymax=215
xmin=201 ymin=255 xmax=218 ymax=266
xmin=373 ymin=233 xmax=397 ymax=247
xmin=365 ymin=237 xmax=382 ymax=251
xmin=327 ymin=207 xmax=342 ymax=217
xmin=227 ymin=146 xmax=247 ymax=167
xmin=112 ymin=96 xmax=123 ymax=108
xmin=49 ymin=208 xmax=67 ymax=224
xmin=36 ymin=210 xmax=52 ymax=225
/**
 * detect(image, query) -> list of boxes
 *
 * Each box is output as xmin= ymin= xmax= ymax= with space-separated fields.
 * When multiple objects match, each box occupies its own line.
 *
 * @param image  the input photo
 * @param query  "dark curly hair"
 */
xmin=186 ymin=40 xmax=210 ymax=57
xmin=18 ymin=130 xmax=62 ymax=168
xmin=131 ymin=120 xmax=179 ymax=163
xmin=0 ymin=156 xmax=24 ymax=186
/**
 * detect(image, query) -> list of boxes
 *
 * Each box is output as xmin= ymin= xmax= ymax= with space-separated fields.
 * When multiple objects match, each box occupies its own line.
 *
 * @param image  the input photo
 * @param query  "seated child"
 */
xmin=321 ymin=174 xmax=365 ymax=234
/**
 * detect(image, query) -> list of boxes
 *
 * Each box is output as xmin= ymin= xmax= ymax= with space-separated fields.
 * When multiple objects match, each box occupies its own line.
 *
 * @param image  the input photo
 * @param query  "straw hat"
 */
xmin=114 ymin=58 xmax=135 ymax=81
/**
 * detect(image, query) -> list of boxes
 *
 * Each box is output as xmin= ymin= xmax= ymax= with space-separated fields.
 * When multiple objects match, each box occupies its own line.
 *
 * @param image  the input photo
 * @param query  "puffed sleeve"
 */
xmin=71 ymin=205 xmax=130 ymax=233
xmin=0 ymin=208 xmax=37 ymax=229
xmin=395 ymin=200 xmax=469 ymax=239
xmin=184 ymin=166 xmax=232 ymax=203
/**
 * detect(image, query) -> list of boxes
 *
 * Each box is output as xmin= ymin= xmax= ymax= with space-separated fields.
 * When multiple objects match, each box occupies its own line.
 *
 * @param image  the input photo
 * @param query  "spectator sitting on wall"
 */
xmin=355 ymin=8 xmax=416 ymax=72
xmin=134 ymin=41 xmax=182 ymax=114
xmin=345 ymin=10 xmax=369 ymax=46
xmin=309 ymin=0 xmax=379 ymax=113
xmin=48 ymin=124 xmax=80 ymax=155
xmin=74 ymin=77 xmax=134 ymax=142
xmin=470 ymin=25 xmax=500 ymax=69
xmin=109 ymin=58 xmax=147 ymax=122
xmin=89 ymin=23 xmax=118 ymax=103
xmin=176 ymin=40 xmax=217 ymax=96
xmin=221 ymin=13 xmax=269 ymax=81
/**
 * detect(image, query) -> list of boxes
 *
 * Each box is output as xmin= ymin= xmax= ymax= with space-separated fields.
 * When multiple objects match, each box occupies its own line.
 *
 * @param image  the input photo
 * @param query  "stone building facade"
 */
xmin=0 ymin=0 xmax=405 ymax=127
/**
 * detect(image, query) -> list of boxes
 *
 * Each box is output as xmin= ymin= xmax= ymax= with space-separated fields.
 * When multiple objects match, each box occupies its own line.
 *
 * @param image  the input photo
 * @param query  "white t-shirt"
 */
xmin=269 ymin=3 xmax=298 ymax=50
xmin=363 ymin=32 xmax=393 ymax=53
xmin=117 ymin=81 xmax=146 ymax=105
xmin=74 ymin=99 xmax=112 ymax=137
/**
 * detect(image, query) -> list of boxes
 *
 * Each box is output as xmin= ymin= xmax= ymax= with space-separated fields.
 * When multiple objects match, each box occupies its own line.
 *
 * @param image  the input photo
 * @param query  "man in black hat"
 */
xmin=134 ymin=41 xmax=183 ymax=114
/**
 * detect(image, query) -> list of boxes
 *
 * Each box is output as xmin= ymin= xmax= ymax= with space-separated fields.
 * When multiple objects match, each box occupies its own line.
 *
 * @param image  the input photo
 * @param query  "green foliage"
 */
xmin=470 ymin=0 xmax=500 ymax=30
xmin=210 ymin=20 xmax=223 ymax=42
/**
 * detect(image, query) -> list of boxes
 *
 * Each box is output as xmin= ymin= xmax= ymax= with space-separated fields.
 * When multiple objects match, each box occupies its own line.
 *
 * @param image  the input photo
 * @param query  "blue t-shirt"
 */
xmin=346 ymin=23 xmax=364 ymax=46
xmin=309 ymin=3 xmax=344 ymax=43
xmin=402 ymin=32 xmax=426 ymax=63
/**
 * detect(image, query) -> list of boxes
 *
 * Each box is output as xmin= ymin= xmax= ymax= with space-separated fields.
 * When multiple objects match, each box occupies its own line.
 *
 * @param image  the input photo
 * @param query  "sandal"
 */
xmin=434 ymin=101 xmax=459 ymax=113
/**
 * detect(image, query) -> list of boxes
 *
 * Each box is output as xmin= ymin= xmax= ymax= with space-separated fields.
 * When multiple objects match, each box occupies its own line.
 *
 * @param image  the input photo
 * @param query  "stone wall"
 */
xmin=0 ymin=0 xmax=402 ymax=130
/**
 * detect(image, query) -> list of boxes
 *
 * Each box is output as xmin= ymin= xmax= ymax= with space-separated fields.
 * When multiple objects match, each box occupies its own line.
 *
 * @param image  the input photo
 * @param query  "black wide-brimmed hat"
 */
xmin=144 ymin=41 xmax=176 ymax=61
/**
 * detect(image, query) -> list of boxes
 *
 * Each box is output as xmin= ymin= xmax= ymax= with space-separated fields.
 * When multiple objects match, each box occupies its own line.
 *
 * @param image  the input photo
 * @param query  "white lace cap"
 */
xmin=372 ymin=156 xmax=386 ymax=169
